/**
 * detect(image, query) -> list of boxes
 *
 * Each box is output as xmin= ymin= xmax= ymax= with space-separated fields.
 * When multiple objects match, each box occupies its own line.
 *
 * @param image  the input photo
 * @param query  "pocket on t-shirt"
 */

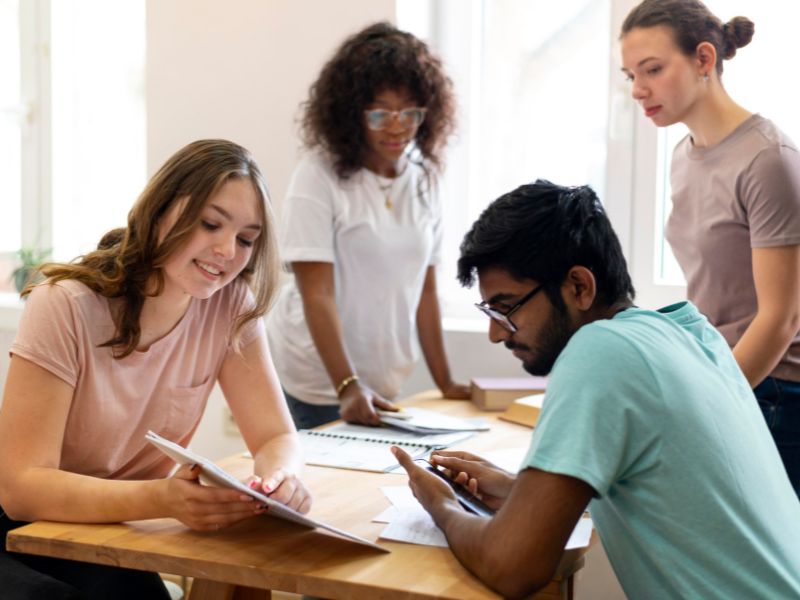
xmin=163 ymin=376 xmax=211 ymax=440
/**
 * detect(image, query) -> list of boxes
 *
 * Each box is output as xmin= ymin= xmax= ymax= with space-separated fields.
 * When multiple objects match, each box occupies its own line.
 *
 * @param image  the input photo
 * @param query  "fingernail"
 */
xmin=263 ymin=479 xmax=277 ymax=492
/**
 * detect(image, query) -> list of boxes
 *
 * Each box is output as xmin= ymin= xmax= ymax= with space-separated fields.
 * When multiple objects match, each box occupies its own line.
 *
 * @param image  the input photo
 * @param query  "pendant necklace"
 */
xmin=375 ymin=175 xmax=396 ymax=210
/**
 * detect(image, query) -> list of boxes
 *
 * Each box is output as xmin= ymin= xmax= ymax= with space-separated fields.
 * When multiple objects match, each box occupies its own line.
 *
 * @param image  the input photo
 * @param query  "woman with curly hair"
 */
xmin=268 ymin=22 xmax=469 ymax=428
xmin=0 ymin=140 xmax=311 ymax=598
xmin=621 ymin=0 xmax=800 ymax=494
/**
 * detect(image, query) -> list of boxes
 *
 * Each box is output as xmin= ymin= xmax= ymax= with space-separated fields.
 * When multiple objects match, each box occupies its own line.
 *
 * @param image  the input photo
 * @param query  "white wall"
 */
xmin=146 ymin=0 xmax=395 ymax=217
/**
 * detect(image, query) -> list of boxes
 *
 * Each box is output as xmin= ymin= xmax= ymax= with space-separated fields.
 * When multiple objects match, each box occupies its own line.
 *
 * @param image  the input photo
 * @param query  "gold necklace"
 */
xmin=375 ymin=175 xmax=396 ymax=210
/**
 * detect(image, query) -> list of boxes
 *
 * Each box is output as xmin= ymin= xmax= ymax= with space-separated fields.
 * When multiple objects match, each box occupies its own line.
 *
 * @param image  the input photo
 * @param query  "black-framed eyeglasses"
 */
xmin=475 ymin=284 xmax=544 ymax=333
xmin=363 ymin=107 xmax=427 ymax=131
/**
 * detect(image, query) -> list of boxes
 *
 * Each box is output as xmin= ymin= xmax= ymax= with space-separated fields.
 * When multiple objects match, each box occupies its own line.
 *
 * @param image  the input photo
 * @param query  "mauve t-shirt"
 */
xmin=9 ymin=277 xmax=259 ymax=480
xmin=667 ymin=114 xmax=800 ymax=382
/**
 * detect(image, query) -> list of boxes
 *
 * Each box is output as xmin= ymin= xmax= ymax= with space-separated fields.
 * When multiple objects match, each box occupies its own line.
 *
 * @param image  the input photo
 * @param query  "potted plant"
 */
xmin=11 ymin=247 xmax=51 ymax=293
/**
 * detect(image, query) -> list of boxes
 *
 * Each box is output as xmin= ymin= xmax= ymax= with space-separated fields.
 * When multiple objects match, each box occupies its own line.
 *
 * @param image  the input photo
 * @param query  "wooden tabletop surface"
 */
xmin=7 ymin=390 xmax=591 ymax=600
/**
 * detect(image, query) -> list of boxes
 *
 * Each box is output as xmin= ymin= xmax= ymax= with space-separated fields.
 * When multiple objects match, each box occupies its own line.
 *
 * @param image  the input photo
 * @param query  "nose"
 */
xmin=487 ymin=319 xmax=511 ymax=345
xmin=385 ymin=116 xmax=407 ymax=135
xmin=213 ymin=232 xmax=236 ymax=260
xmin=631 ymin=77 xmax=648 ymax=101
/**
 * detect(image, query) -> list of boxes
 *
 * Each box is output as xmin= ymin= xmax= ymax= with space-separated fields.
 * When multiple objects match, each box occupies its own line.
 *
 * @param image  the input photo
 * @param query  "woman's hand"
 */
xmin=339 ymin=381 xmax=396 ymax=426
xmin=440 ymin=381 xmax=471 ymax=400
xmin=160 ymin=464 xmax=266 ymax=531
xmin=430 ymin=450 xmax=516 ymax=511
xmin=248 ymin=469 xmax=312 ymax=514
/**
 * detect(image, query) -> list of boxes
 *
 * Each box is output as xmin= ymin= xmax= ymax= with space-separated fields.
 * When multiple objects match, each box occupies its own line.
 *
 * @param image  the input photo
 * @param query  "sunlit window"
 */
xmin=400 ymin=0 xmax=610 ymax=320
xmin=0 ymin=0 xmax=145 ymax=295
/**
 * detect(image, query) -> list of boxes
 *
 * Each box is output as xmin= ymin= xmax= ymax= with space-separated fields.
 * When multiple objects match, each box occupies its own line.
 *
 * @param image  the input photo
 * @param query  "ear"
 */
xmin=695 ymin=41 xmax=717 ymax=78
xmin=561 ymin=266 xmax=596 ymax=312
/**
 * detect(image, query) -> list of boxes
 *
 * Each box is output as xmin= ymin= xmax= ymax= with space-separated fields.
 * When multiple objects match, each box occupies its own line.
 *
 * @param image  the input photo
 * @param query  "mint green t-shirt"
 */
xmin=524 ymin=302 xmax=800 ymax=599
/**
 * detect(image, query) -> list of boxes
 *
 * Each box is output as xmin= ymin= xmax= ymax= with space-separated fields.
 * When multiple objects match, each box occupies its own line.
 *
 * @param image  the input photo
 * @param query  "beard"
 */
xmin=505 ymin=305 xmax=575 ymax=376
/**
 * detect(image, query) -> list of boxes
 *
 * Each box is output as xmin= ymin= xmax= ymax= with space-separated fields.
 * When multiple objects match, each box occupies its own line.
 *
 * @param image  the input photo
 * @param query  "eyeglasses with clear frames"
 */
xmin=474 ymin=284 xmax=544 ymax=333
xmin=364 ymin=107 xmax=427 ymax=131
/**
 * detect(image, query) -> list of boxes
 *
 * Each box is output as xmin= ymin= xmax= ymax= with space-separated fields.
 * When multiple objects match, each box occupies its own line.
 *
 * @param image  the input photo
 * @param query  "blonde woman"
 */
xmin=0 ymin=140 xmax=310 ymax=599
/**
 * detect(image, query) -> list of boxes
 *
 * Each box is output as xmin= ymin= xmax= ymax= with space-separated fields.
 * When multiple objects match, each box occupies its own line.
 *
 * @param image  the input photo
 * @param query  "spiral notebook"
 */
xmin=299 ymin=423 xmax=474 ymax=473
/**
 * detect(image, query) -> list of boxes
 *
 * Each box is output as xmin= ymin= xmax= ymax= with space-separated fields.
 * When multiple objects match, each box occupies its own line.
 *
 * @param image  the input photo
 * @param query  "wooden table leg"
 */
xmin=188 ymin=579 xmax=271 ymax=600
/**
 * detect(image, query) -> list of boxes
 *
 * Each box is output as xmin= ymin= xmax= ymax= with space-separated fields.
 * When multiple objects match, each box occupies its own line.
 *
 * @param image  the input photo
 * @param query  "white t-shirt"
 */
xmin=267 ymin=152 xmax=443 ymax=406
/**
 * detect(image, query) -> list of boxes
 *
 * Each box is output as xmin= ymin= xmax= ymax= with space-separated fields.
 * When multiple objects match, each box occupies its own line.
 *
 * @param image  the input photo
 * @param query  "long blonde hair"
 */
xmin=25 ymin=139 xmax=280 ymax=358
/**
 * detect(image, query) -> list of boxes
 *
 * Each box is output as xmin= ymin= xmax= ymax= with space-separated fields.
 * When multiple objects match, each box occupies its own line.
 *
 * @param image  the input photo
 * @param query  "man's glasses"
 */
xmin=364 ymin=107 xmax=427 ymax=131
xmin=475 ymin=284 xmax=544 ymax=333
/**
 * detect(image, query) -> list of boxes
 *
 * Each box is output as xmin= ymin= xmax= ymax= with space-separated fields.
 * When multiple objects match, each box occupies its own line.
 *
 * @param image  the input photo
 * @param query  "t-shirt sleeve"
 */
xmin=280 ymin=156 xmax=336 ymax=265
xmin=9 ymin=282 xmax=81 ymax=387
xmin=741 ymin=144 xmax=800 ymax=248
xmin=522 ymin=324 xmax=663 ymax=497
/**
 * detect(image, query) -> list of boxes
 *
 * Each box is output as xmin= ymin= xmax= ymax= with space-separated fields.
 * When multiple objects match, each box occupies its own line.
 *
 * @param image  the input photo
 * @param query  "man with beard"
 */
xmin=393 ymin=181 xmax=800 ymax=600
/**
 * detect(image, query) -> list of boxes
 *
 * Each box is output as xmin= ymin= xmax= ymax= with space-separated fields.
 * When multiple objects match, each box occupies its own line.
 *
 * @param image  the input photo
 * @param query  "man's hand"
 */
xmin=391 ymin=446 xmax=462 ymax=516
xmin=431 ymin=450 xmax=515 ymax=511
xmin=339 ymin=381 xmax=396 ymax=426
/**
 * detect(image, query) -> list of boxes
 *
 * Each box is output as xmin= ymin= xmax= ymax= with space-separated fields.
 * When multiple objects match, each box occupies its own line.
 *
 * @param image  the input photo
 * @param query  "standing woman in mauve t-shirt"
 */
xmin=620 ymin=0 xmax=800 ymax=495
xmin=0 ymin=140 xmax=311 ymax=599
xmin=267 ymin=22 xmax=470 ymax=430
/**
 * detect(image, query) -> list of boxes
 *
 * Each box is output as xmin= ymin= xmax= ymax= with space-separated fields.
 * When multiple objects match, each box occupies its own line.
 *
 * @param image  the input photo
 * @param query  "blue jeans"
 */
xmin=284 ymin=390 xmax=341 ymax=430
xmin=754 ymin=376 xmax=800 ymax=497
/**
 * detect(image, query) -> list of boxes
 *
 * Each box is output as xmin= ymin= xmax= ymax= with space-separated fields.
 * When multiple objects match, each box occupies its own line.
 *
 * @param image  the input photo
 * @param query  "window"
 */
xmin=400 ymin=0 xmax=611 ymax=322
xmin=0 ymin=0 xmax=145 ymax=297
xmin=403 ymin=0 xmax=800 ymax=316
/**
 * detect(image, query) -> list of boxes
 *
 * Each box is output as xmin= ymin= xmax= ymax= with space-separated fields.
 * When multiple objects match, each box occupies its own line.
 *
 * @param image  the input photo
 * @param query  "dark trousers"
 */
xmin=0 ymin=511 xmax=170 ymax=600
xmin=754 ymin=376 xmax=800 ymax=498
xmin=283 ymin=389 xmax=341 ymax=430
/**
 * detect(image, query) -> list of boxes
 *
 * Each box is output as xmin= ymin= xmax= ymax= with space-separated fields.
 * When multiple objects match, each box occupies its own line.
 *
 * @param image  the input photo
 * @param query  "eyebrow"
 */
xmin=621 ymin=56 xmax=660 ymax=73
xmin=209 ymin=204 xmax=261 ymax=231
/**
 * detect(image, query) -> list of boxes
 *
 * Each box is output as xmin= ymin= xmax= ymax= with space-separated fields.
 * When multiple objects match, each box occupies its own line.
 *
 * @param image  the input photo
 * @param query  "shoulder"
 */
xmin=748 ymin=115 xmax=798 ymax=150
xmin=292 ymin=151 xmax=340 ymax=183
xmin=550 ymin=311 xmax=663 ymax=390
xmin=26 ymin=279 xmax=103 ymax=314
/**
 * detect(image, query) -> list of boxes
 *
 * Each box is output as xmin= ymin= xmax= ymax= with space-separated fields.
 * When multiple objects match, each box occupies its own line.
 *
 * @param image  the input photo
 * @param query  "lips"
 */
xmin=644 ymin=105 xmax=662 ymax=117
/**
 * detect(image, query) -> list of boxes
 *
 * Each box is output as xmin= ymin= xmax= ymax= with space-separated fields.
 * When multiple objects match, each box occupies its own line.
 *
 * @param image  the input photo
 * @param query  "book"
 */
xmin=298 ymin=422 xmax=475 ymax=473
xmin=470 ymin=376 xmax=548 ymax=411
xmin=498 ymin=393 xmax=546 ymax=428
xmin=145 ymin=430 xmax=388 ymax=552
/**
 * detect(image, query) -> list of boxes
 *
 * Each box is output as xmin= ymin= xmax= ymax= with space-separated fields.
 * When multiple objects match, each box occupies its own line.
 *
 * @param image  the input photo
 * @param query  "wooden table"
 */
xmin=7 ymin=391 xmax=592 ymax=599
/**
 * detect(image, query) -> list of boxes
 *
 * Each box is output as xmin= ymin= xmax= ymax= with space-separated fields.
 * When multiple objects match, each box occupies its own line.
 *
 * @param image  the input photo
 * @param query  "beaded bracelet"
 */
xmin=336 ymin=374 xmax=360 ymax=397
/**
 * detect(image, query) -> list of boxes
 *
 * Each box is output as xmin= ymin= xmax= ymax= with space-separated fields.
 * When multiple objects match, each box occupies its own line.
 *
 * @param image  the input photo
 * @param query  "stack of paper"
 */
xmin=379 ymin=407 xmax=489 ymax=434
xmin=376 ymin=485 xmax=593 ymax=550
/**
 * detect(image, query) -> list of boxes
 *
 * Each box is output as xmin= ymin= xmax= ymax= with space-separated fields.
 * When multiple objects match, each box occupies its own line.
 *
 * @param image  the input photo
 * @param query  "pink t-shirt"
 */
xmin=667 ymin=114 xmax=800 ymax=381
xmin=10 ymin=277 xmax=260 ymax=480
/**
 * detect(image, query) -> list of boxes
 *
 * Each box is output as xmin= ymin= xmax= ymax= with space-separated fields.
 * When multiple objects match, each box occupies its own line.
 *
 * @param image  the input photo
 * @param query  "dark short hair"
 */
xmin=457 ymin=180 xmax=635 ymax=309
xmin=300 ymin=21 xmax=456 ymax=180
xmin=621 ymin=0 xmax=754 ymax=75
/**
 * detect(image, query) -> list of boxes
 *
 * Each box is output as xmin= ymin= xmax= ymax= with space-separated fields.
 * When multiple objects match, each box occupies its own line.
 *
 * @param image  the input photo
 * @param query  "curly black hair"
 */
xmin=300 ymin=21 xmax=456 ymax=179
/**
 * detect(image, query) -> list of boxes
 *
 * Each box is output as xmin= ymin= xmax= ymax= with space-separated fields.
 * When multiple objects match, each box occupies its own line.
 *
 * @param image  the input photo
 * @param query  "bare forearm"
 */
xmin=417 ymin=290 xmax=454 ymax=391
xmin=734 ymin=312 xmax=799 ymax=386
xmin=253 ymin=432 xmax=304 ymax=478
xmin=433 ymin=502 xmax=543 ymax=599
xmin=2 ymin=468 xmax=164 ymax=523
